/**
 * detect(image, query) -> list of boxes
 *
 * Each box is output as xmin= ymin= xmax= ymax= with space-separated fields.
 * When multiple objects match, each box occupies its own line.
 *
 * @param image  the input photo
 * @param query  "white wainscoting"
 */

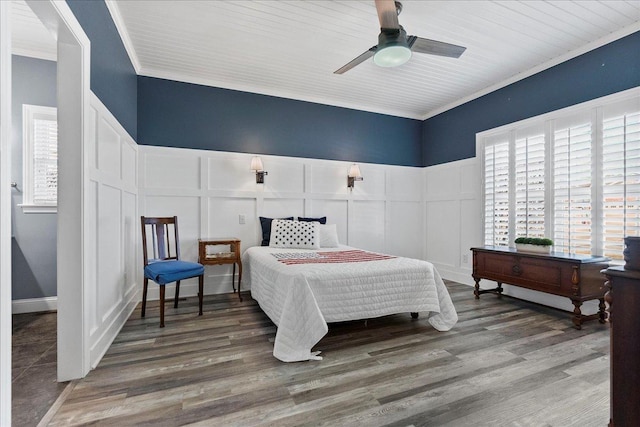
xmin=424 ymin=158 xmax=481 ymax=285
xmin=84 ymin=94 xmax=139 ymax=368
xmin=139 ymin=146 xmax=425 ymax=300
xmin=423 ymin=156 xmax=598 ymax=314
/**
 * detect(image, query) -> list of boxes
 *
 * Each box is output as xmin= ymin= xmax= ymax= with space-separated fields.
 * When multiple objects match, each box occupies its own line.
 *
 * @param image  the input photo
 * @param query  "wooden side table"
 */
xmin=198 ymin=238 xmax=242 ymax=301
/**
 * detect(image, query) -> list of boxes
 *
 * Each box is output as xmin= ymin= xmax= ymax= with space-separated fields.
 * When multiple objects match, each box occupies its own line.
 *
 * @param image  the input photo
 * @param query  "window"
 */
xmin=515 ymin=131 xmax=546 ymax=239
xmin=601 ymin=107 xmax=640 ymax=258
xmin=553 ymin=120 xmax=592 ymax=255
xmin=480 ymin=89 xmax=640 ymax=261
xmin=21 ymin=104 xmax=58 ymax=213
xmin=483 ymin=140 xmax=510 ymax=247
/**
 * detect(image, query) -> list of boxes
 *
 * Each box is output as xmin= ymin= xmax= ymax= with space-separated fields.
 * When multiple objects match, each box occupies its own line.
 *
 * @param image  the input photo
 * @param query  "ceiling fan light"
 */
xmin=373 ymin=45 xmax=412 ymax=67
xmin=373 ymin=26 xmax=412 ymax=68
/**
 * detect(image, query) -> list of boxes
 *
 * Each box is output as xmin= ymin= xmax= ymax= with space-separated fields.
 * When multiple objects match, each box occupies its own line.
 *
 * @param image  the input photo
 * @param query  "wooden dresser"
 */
xmin=602 ymin=266 xmax=640 ymax=426
xmin=471 ymin=246 xmax=609 ymax=328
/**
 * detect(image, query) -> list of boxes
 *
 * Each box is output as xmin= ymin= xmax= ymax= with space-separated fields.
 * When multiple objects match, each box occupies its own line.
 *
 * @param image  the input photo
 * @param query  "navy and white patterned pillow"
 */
xmin=269 ymin=219 xmax=320 ymax=249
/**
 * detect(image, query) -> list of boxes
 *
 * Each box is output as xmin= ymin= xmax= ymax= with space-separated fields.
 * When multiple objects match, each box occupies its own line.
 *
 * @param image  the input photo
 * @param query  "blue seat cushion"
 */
xmin=144 ymin=260 xmax=204 ymax=285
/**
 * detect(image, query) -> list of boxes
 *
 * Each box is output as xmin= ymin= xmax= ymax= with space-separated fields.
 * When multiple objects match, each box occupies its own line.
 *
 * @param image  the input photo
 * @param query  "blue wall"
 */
xmin=64 ymin=1 xmax=639 ymax=168
xmin=137 ymin=77 xmax=423 ymax=167
xmin=66 ymin=0 xmax=137 ymax=140
xmin=11 ymin=55 xmax=58 ymax=300
xmin=422 ymin=31 xmax=640 ymax=166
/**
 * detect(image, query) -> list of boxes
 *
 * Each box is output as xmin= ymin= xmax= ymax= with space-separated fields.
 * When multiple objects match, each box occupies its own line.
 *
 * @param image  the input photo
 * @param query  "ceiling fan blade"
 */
xmin=409 ymin=36 xmax=466 ymax=58
xmin=375 ymin=0 xmax=400 ymax=29
xmin=334 ymin=47 xmax=377 ymax=74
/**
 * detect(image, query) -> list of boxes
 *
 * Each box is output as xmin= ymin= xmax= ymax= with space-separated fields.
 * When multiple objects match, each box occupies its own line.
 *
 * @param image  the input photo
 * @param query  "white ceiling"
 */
xmin=12 ymin=1 xmax=640 ymax=120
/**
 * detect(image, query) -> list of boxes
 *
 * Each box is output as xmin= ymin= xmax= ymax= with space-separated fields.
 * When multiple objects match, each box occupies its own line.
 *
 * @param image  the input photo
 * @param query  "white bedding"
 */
xmin=243 ymin=245 xmax=458 ymax=362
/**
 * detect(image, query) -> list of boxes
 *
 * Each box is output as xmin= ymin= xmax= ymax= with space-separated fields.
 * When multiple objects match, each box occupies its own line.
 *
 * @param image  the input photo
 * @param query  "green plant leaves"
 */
xmin=514 ymin=237 xmax=553 ymax=246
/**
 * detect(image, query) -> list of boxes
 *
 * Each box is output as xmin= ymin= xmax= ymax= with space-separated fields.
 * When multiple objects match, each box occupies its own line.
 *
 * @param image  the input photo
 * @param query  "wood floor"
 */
xmin=45 ymin=282 xmax=610 ymax=426
xmin=12 ymin=311 xmax=67 ymax=427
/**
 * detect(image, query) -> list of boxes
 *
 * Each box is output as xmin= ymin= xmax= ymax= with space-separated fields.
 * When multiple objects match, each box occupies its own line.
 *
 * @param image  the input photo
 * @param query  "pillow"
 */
xmin=319 ymin=224 xmax=340 ymax=248
xmin=298 ymin=216 xmax=327 ymax=224
xmin=259 ymin=216 xmax=294 ymax=246
xmin=269 ymin=219 xmax=320 ymax=249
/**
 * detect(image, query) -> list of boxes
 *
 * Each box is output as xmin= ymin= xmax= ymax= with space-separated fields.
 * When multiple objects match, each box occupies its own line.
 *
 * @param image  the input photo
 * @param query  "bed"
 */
xmin=243 ymin=244 xmax=458 ymax=362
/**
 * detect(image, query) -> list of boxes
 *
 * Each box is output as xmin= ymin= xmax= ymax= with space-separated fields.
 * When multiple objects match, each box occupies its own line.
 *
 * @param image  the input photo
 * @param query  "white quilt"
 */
xmin=243 ymin=245 xmax=458 ymax=362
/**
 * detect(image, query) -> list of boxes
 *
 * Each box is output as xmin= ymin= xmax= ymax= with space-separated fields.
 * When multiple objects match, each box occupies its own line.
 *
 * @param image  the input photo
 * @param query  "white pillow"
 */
xmin=319 ymin=224 xmax=339 ymax=248
xmin=269 ymin=219 xmax=320 ymax=249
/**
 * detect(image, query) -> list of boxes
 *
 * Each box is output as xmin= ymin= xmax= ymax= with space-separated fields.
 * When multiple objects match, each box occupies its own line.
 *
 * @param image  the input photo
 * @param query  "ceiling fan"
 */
xmin=334 ymin=0 xmax=466 ymax=74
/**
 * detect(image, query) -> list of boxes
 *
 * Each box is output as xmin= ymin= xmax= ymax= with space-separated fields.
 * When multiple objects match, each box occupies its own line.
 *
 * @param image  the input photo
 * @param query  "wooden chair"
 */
xmin=141 ymin=216 xmax=204 ymax=327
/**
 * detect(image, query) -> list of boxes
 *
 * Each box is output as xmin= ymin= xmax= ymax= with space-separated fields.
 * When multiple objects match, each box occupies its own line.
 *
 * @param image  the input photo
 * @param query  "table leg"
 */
xmin=572 ymin=300 xmax=583 ymax=330
xmin=598 ymin=298 xmax=607 ymax=323
xmin=474 ymin=277 xmax=480 ymax=299
xmin=238 ymin=261 xmax=243 ymax=302
xmin=232 ymin=263 xmax=236 ymax=292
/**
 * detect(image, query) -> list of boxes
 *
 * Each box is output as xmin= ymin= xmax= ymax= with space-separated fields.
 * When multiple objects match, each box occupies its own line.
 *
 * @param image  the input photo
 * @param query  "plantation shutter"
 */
xmin=32 ymin=117 xmax=58 ymax=205
xmin=515 ymin=133 xmax=545 ymax=238
xmin=553 ymin=121 xmax=592 ymax=255
xmin=602 ymin=108 xmax=640 ymax=260
xmin=484 ymin=141 xmax=510 ymax=246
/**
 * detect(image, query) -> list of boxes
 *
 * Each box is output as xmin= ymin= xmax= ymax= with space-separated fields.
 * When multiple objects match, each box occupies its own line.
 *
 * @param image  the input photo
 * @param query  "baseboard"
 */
xmin=142 ymin=273 xmax=249 ymax=301
xmin=12 ymin=296 xmax=57 ymax=314
xmin=144 ymin=282 xmax=246 ymax=300
xmin=89 ymin=287 xmax=138 ymax=369
xmin=436 ymin=264 xmax=475 ymax=287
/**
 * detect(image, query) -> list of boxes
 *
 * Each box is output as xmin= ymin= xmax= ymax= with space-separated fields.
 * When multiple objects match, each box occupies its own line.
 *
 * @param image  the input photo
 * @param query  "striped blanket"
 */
xmin=272 ymin=250 xmax=396 ymax=265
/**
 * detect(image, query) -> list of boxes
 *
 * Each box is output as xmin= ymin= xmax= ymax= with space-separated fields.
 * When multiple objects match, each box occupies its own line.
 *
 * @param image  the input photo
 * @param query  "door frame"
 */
xmin=25 ymin=0 xmax=92 ymax=382
xmin=0 ymin=0 xmax=92 ymax=415
xmin=0 ymin=1 xmax=13 ymax=424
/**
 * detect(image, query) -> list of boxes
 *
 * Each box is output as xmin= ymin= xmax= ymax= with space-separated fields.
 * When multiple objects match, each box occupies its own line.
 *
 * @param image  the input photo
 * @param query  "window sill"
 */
xmin=18 ymin=204 xmax=57 ymax=214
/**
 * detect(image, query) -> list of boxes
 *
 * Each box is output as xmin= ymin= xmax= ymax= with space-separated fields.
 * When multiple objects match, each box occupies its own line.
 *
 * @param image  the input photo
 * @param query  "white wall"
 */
xmin=423 ymin=157 xmax=598 ymax=314
xmin=139 ymin=146 xmax=424 ymax=299
xmin=136 ymin=142 xmax=594 ymax=322
xmin=84 ymin=93 xmax=138 ymax=368
xmin=10 ymin=55 xmax=57 ymax=305
xmin=424 ymin=157 xmax=481 ymax=284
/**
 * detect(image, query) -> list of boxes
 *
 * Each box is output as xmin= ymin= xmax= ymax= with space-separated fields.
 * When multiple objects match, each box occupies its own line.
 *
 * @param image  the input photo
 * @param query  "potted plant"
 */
xmin=514 ymin=237 xmax=553 ymax=254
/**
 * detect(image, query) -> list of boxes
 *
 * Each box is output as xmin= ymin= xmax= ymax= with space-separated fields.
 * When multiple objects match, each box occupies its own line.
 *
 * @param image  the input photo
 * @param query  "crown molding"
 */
xmin=12 ymin=46 xmax=56 ymax=62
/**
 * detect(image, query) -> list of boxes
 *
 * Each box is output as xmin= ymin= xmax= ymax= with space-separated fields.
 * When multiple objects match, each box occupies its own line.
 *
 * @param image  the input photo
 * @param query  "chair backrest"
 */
xmin=141 ymin=216 xmax=181 ymax=266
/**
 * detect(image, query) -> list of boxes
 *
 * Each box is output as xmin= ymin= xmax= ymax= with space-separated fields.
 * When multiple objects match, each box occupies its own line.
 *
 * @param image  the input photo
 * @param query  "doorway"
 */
xmin=10 ymin=6 xmax=60 ymax=423
xmin=1 ymin=0 xmax=90 ymax=424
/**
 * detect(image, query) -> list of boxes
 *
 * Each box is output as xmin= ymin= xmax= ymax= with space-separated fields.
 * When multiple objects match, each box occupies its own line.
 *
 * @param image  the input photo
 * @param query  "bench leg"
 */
xmin=572 ymin=300 xmax=583 ymax=330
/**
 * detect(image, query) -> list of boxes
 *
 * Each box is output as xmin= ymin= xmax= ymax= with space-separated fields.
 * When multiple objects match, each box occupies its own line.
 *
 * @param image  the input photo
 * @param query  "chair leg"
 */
xmin=198 ymin=274 xmax=204 ymax=316
xmin=142 ymin=277 xmax=149 ymax=318
xmin=174 ymin=280 xmax=181 ymax=308
xmin=159 ymin=285 xmax=165 ymax=328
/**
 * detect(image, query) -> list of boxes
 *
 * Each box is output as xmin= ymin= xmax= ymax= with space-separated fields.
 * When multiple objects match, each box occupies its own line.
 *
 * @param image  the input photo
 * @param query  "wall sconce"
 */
xmin=347 ymin=163 xmax=363 ymax=191
xmin=250 ymin=156 xmax=268 ymax=184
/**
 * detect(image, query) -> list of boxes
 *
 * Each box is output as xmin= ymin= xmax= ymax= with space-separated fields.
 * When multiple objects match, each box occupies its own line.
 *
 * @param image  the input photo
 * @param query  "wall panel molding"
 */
xmin=424 ymin=157 xmax=479 ymax=282
xmin=86 ymin=93 xmax=138 ymax=369
xmin=423 ymin=156 xmax=600 ymax=315
xmin=139 ymin=146 xmax=427 ymax=299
